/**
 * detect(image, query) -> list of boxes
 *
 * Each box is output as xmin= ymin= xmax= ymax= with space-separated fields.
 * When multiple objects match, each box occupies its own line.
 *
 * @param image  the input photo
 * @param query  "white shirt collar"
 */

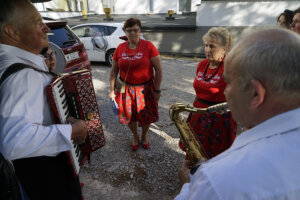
xmin=0 ymin=44 xmax=47 ymax=71
xmin=229 ymin=107 xmax=300 ymax=152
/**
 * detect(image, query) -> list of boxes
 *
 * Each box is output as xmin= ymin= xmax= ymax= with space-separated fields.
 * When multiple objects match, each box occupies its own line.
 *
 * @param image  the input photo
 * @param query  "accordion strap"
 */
xmin=0 ymin=63 xmax=57 ymax=87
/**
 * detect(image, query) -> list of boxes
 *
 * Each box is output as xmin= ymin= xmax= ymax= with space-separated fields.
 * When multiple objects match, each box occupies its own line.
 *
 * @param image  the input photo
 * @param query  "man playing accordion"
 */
xmin=0 ymin=0 xmax=87 ymax=199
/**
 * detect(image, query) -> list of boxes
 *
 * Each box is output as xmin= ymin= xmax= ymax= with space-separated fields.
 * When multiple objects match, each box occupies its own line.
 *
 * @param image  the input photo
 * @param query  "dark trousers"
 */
xmin=13 ymin=153 xmax=82 ymax=200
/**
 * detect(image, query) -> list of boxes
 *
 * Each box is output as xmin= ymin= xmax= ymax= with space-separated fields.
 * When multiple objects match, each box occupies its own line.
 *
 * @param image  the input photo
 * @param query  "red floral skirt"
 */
xmin=115 ymin=80 xmax=159 ymax=127
xmin=179 ymin=98 xmax=237 ymax=159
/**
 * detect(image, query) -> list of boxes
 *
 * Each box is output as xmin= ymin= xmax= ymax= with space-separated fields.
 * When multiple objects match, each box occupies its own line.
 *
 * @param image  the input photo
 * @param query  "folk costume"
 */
xmin=179 ymin=59 xmax=237 ymax=158
xmin=113 ymin=39 xmax=159 ymax=126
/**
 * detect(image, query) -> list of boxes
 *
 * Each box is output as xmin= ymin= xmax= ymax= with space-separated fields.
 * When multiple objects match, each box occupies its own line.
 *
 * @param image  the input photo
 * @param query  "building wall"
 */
xmin=35 ymin=0 xmax=198 ymax=14
xmin=87 ymin=0 xmax=103 ymax=14
xmin=143 ymin=26 xmax=253 ymax=58
xmin=114 ymin=0 xmax=149 ymax=14
xmin=153 ymin=0 xmax=178 ymax=14
xmin=36 ymin=0 xmax=300 ymax=57
xmin=197 ymin=1 xmax=300 ymax=26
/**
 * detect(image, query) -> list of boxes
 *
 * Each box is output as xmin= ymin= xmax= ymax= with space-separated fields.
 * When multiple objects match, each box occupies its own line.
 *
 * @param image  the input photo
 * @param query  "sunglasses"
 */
xmin=125 ymin=28 xmax=140 ymax=33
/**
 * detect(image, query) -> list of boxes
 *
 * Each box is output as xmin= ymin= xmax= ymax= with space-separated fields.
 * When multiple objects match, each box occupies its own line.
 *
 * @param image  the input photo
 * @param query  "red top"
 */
xmin=113 ymin=39 xmax=160 ymax=84
xmin=193 ymin=59 xmax=226 ymax=103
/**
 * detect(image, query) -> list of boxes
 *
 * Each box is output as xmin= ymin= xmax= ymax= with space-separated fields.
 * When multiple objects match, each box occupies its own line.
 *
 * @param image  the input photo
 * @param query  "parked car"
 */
xmin=44 ymin=19 xmax=91 ymax=72
xmin=71 ymin=23 xmax=126 ymax=66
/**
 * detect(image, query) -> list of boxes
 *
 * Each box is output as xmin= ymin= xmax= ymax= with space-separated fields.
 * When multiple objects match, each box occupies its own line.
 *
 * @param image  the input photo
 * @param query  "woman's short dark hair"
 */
xmin=123 ymin=18 xmax=141 ymax=30
xmin=277 ymin=9 xmax=293 ymax=28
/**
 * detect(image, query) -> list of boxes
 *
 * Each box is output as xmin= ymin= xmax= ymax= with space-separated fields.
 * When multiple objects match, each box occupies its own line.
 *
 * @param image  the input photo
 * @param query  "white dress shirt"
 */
xmin=175 ymin=107 xmax=300 ymax=200
xmin=0 ymin=44 xmax=72 ymax=160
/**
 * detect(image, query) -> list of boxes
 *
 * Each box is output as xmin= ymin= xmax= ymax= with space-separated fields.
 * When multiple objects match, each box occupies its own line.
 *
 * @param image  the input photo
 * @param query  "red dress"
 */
xmin=113 ymin=39 xmax=160 ymax=126
xmin=179 ymin=59 xmax=237 ymax=159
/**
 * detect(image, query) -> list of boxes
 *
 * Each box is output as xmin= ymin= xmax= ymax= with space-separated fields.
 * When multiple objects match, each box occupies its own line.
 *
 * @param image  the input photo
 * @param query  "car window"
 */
xmin=72 ymin=26 xmax=91 ymax=37
xmin=90 ymin=25 xmax=117 ymax=36
xmin=106 ymin=26 xmax=117 ymax=35
xmin=49 ymin=26 xmax=78 ymax=48
xmin=91 ymin=26 xmax=107 ymax=36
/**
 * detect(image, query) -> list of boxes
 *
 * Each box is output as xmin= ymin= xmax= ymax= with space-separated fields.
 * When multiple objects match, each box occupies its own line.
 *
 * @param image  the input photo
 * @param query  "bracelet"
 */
xmin=154 ymin=89 xmax=161 ymax=94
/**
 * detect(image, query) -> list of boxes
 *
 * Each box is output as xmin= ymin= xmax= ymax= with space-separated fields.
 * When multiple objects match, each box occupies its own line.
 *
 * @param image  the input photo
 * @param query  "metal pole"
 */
xmin=82 ymin=0 xmax=88 ymax=19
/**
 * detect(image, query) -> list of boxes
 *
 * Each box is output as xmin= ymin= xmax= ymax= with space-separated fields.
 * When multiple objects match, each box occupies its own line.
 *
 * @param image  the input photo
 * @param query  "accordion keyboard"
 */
xmin=51 ymin=80 xmax=81 ymax=175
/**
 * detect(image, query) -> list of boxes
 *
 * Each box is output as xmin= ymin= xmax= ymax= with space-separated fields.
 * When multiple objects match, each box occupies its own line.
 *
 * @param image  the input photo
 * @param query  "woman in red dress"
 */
xmin=109 ymin=18 xmax=163 ymax=151
xmin=179 ymin=27 xmax=237 ymax=159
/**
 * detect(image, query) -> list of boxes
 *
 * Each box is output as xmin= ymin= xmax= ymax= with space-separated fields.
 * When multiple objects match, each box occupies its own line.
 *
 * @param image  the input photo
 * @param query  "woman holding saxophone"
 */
xmin=179 ymin=27 xmax=237 ymax=159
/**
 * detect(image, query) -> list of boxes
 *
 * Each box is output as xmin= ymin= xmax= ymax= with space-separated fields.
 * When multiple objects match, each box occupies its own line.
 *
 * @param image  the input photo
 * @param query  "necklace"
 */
xmin=202 ymin=61 xmax=222 ymax=82
xmin=123 ymin=41 xmax=140 ymax=84
xmin=126 ymin=40 xmax=140 ymax=58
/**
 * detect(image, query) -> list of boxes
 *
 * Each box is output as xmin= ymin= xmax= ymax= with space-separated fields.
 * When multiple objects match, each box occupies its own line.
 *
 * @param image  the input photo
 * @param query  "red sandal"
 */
xmin=131 ymin=144 xmax=139 ymax=151
xmin=142 ymin=143 xmax=150 ymax=149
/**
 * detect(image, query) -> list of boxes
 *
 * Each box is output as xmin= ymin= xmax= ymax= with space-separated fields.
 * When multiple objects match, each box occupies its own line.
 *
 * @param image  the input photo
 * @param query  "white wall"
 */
xmin=40 ymin=11 xmax=86 ymax=19
xmin=196 ymin=1 xmax=300 ymax=26
xmin=192 ymin=0 xmax=201 ymax=12
xmin=34 ymin=0 xmax=58 ymax=11
xmin=114 ymin=0 xmax=148 ymax=14
xmin=153 ymin=0 xmax=177 ymax=14
xmin=88 ymin=0 xmax=104 ymax=14
xmin=35 ymin=0 xmax=194 ymax=14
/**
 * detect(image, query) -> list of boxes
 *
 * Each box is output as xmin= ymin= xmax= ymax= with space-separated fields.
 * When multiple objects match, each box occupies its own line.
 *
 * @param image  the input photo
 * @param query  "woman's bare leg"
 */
xmin=128 ymin=122 xmax=139 ymax=145
xmin=141 ymin=124 xmax=150 ymax=145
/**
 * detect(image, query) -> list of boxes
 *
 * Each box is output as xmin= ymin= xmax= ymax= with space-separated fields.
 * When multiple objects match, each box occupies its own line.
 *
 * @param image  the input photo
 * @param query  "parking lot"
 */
xmin=79 ymin=57 xmax=201 ymax=199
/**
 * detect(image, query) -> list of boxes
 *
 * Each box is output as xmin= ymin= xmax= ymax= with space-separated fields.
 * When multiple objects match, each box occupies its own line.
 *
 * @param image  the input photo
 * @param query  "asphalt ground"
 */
xmin=79 ymin=56 xmax=201 ymax=200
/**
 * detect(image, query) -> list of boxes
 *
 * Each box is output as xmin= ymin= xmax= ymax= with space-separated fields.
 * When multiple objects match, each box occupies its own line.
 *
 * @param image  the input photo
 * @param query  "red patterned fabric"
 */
xmin=179 ymin=98 xmax=237 ymax=159
xmin=179 ymin=59 xmax=237 ymax=159
xmin=115 ymin=80 xmax=158 ymax=126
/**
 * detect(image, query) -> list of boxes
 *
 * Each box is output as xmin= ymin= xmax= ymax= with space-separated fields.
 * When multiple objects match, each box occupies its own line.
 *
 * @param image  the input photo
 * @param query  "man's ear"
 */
xmin=3 ymin=24 xmax=20 ymax=41
xmin=249 ymin=79 xmax=266 ymax=108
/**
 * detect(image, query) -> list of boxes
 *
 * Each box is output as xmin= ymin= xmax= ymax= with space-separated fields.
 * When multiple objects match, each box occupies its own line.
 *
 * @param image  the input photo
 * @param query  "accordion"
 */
xmin=46 ymin=69 xmax=105 ymax=177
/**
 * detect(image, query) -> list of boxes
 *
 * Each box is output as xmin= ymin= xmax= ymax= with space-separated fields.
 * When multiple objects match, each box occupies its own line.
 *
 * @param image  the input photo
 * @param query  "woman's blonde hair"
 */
xmin=202 ymin=27 xmax=232 ymax=51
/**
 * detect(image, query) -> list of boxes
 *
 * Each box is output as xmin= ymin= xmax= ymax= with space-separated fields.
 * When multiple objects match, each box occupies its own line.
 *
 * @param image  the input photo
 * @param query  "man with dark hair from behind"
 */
xmin=174 ymin=27 xmax=300 ymax=199
xmin=0 ymin=0 xmax=87 ymax=199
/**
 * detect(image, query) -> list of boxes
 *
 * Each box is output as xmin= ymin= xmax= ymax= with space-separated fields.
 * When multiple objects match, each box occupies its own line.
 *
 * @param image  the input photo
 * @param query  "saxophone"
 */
xmin=169 ymin=102 xmax=229 ymax=166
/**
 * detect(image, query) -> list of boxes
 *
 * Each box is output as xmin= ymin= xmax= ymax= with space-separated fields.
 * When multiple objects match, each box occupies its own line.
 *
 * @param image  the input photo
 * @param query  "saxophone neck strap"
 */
xmin=190 ymin=163 xmax=201 ymax=175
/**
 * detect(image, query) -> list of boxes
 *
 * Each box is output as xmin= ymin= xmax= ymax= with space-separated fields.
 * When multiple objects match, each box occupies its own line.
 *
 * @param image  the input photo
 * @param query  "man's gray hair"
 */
xmin=0 ymin=0 xmax=29 ymax=37
xmin=227 ymin=28 xmax=300 ymax=98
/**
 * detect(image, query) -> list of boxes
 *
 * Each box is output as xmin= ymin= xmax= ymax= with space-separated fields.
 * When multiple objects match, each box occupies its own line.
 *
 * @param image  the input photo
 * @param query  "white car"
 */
xmin=71 ymin=23 xmax=126 ymax=66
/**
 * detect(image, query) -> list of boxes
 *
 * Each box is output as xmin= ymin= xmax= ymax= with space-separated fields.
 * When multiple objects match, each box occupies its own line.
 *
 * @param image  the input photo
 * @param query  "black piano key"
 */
xmin=62 ymin=97 xmax=67 ymax=105
xmin=76 ymin=145 xmax=80 ymax=156
xmin=58 ymin=86 xmax=64 ymax=93
xmin=77 ymin=152 xmax=82 ymax=162
xmin=57 ymin=82 xmax=63 ymax=89
xmin=65 ymin=108 xmax=69 ymax=116
xmin=63 ymin=101 xmax=68 ymax=109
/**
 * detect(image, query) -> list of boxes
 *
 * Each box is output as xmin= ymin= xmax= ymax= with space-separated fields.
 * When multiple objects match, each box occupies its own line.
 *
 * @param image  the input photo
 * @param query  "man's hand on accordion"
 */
xmin=67 ymin=117 xmax=88 ymax=144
